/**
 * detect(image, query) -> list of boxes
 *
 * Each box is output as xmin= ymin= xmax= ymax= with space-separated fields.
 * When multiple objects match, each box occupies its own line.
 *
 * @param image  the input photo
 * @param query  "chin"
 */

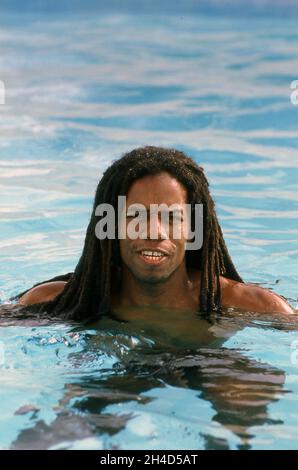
xmin=134 ymin=271 xmax=171 ymax=284
xmin=143 ymin=276 xmax=169 ymax=284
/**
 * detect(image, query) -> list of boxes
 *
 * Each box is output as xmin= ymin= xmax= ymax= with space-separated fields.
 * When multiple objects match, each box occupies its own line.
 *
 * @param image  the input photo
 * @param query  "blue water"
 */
xmin=1 ymin=8 xmax=298 ymax=450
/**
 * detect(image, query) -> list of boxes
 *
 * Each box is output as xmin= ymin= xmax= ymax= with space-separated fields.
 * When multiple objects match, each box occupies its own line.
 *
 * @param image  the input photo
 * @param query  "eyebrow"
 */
xmin=126 ymin=206 xmax=184 ymax=212
xmin=127 ymin=204 xmax=184 ymax=209
xmin=126 ymin=207 xmax=185 ymax=221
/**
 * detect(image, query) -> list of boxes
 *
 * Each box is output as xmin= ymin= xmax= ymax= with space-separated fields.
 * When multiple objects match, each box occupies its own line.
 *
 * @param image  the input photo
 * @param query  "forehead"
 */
xmin=126 ymin=172 xmax=187 ymax=206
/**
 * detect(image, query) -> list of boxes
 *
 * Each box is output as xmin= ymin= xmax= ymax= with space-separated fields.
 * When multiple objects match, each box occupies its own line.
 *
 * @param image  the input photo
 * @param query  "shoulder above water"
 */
xmin=18 ymin=281 xmax=67 ymax=306
xmin=220 ymin=276 xmax=295 ymax=315
xmin=189 ymin=269 xmax=295 ymax=315
xmin=17 ymin=271 xmax=296 ymax=315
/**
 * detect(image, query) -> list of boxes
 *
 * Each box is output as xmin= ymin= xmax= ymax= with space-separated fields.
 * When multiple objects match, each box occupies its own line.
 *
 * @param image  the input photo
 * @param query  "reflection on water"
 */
xmin=0 ymin=309 xmax=296 ymax=450
xmin=10 ymin=353 xmax=288 ymax=450
xmin=0 ymin=8 xmax=298 ymax=450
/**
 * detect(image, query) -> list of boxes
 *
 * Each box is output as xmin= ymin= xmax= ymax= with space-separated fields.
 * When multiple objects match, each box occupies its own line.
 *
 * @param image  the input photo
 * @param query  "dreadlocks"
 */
xmin=14 ymin=146 xmax=243 ymax=321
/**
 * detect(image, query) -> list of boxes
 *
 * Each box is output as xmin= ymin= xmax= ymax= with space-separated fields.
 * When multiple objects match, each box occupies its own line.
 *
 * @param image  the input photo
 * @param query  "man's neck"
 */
xmin=114 ymin=263 xmax=197 ymax=311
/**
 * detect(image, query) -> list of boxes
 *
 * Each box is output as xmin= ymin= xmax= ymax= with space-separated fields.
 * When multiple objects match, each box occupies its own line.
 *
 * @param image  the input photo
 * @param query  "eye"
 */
xmin=126 ymin=211 xmax=138 ymax=219
xmin=126 ymin=210 xmax=147 ymax=219
xmin=169 ymin=211 xmax=183 ymax=223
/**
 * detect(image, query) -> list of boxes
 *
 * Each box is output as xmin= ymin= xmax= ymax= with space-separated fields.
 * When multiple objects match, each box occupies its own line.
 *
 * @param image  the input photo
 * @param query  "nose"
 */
xmin=146 ymin=213 xmax=169 ymax=240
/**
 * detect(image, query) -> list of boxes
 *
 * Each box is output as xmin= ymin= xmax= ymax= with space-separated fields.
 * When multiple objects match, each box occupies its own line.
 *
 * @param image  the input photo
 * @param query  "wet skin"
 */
xmin=18 ymin=172 xmax=296 ymax=319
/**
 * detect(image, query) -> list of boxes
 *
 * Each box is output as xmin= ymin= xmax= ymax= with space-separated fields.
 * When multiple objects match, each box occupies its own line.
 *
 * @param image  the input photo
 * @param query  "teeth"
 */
xmin=141 ymin=250 xmax=164 ymax=257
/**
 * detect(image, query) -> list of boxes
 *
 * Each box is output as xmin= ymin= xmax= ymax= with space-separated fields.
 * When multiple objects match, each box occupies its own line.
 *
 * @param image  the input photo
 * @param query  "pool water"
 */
xmin=0 ymin=7 xmax=298 ymax=450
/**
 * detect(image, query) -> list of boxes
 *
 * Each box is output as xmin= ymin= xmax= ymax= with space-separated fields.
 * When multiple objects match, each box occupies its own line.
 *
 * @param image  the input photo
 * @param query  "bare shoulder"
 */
xmin=18 ymin=281 xmax=67 ymax=306
xmin=220 ymin=276 xmax=295 ymax=315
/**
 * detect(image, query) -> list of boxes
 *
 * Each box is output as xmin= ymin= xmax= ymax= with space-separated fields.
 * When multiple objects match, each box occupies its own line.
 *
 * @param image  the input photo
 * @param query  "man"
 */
xmin=17 ymin=146 xmax=295 ymax=319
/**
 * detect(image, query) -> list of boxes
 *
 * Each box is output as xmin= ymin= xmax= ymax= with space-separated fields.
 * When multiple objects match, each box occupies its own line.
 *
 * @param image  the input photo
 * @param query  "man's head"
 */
xmin=29 ymin=146 xmax=243 ymax=320
xmin=119 ymin=171 xmax=190 ymax=285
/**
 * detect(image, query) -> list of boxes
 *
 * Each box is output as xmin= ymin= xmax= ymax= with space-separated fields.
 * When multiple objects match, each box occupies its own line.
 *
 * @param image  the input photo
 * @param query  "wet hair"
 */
xmin=14 ymin=146 xmax=243 ymax=321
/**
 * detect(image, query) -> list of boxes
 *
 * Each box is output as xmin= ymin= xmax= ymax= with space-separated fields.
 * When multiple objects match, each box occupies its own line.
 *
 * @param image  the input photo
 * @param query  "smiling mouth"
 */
xmin=137 ymin=249 xmax=169 ymax=265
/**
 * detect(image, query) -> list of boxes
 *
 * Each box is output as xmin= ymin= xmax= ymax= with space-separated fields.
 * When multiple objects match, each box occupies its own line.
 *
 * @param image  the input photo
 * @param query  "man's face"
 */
xmin=119 ymin=172 xmax=190 ymax=284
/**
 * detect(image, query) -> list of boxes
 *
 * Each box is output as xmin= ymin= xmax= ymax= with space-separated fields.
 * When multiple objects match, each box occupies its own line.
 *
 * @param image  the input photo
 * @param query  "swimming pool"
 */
xmin=0 ymin=6 xmax=298 ymax=450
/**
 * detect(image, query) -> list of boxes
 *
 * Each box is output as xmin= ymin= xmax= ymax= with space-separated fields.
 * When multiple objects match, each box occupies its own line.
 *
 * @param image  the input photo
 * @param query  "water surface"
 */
xmin=0 ymin=9 xmax=298 ymax=449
